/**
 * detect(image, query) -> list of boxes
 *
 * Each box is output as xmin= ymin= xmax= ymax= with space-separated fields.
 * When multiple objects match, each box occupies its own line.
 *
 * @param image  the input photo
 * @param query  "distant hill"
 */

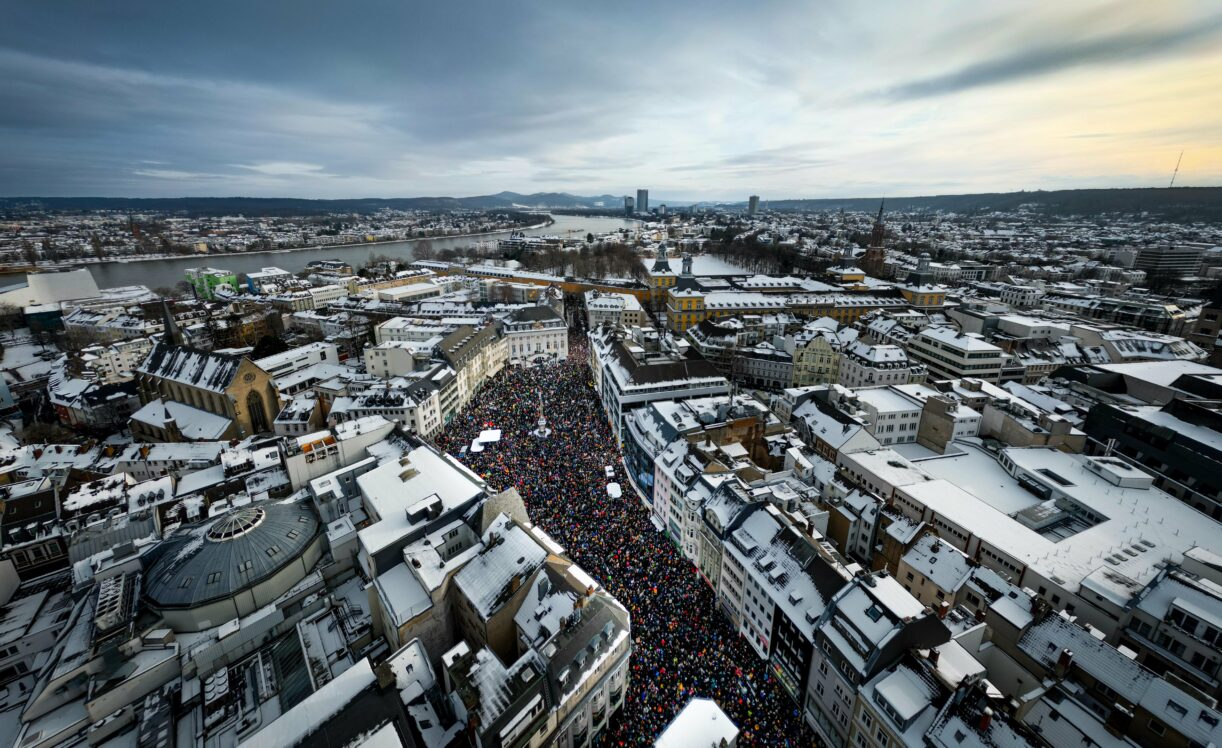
xmin=0 ymin=192 xmax=627 ymax=216
xmin=757 ymin=187 xmax=1222 ymax=222
xmin=2 ymin=187 xmax=1219 ymax=221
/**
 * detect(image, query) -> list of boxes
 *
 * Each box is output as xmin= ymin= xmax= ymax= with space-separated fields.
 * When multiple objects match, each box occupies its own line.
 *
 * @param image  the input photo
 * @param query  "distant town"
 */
xmin=0 ymin=207 xmax=545 ymax=272
xmin=0 ymin=194 xmax=1219 ymax=748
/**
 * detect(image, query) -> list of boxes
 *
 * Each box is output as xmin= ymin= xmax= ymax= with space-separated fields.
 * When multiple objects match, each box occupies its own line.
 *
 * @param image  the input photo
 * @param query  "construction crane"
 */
xmin=1170 ymin=151 xmax=1183 ymax=188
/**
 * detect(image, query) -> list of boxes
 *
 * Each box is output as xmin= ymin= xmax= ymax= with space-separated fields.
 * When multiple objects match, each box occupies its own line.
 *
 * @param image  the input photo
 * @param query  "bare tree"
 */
xmin=0 ymin=302 xmax=22 ymax=337
xmin=413 ymin=239 xmax=436 ymax=261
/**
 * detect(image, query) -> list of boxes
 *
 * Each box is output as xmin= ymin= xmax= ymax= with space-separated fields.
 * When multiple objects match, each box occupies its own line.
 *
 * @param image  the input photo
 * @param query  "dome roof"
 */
xmin=145 ymin=502 xmax=320 ymax=610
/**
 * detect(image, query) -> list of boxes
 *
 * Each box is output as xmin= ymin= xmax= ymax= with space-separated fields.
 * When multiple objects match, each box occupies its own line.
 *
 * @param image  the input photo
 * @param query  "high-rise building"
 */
xmin=1134 ymin=244 xmax=1204 ymax=281
xmin=636 ymin=189 xmax=649 ymax=214
xmin=624 ymin=195 xmax=634 ymax=215
xmin=747 ymin=195 xmax=759 ymax=216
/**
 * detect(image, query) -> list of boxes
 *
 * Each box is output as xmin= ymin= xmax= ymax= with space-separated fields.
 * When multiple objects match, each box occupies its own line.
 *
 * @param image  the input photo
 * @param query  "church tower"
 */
xmin=648 ymin=242 xmax=676 ymax=312
xmin=861 ymin=201 xmax=888 ymax=278
xmin=650 ymin=242 xmax=672 ymax=273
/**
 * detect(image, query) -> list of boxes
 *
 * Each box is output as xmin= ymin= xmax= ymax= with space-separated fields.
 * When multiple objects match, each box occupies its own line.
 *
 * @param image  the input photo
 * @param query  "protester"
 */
xmin=436 ymin=331 xmax=816 ymax=746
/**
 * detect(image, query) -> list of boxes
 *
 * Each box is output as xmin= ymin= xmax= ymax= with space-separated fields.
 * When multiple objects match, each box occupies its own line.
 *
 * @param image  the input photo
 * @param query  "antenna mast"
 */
xmin=1169 ymin=151 xmax=1183 ymax=188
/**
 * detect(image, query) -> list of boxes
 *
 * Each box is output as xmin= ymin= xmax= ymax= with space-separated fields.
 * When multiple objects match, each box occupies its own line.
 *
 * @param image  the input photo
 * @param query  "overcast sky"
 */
xmin=2 ymin=0 xmax=1220 ymax=200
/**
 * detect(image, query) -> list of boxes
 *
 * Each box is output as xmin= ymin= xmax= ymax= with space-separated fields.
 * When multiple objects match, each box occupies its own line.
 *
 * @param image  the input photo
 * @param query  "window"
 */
xmin=1148 ymin=720 xmax=1165 ymax=736
xmin=206 ymin=572 xmax=222 ymax=584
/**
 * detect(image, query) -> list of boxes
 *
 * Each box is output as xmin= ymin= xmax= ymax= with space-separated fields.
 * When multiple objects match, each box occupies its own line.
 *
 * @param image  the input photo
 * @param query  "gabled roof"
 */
xmin=137 ymin=343 xmax=245 ymax=393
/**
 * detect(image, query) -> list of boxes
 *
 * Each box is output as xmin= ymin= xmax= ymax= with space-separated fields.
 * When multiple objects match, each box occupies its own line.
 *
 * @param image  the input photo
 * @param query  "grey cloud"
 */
xmin=889 ymin=15 xmax=1222 ymax=99
xmin=668 ymin=145 xmax=833 ymax=175
xmin=0 ymin=0 xmax=1218 ymax=197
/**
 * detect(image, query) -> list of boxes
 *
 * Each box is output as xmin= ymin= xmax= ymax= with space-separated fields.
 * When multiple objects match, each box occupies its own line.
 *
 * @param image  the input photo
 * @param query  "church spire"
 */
xmin=869 ymin=200 xmax=886 ymax=248
xmin=861 ymin=201 xmax=888 ymax=278
xmin=161 ymin=299 xmax=182 ymax=347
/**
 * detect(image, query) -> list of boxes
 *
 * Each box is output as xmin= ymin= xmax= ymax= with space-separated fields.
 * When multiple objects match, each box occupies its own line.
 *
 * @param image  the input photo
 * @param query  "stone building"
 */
xmin=131 ymin=343 xmax=281 ymax=441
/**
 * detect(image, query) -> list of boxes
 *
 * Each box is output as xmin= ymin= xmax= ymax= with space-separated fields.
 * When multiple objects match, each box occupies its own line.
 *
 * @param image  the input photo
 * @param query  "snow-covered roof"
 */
xmin=454 ymin=515 xmax=547 ymax=619
xmin=846 ymin=341 xmax=910 ymax=364
xmin=1019 ymin=615 xmax=1221 ymax=746
xmin=130 ymin=398 xmax=231 ymax=440
xmin=374 ymin=562 xmax=432 ymax=626
xmin=513 ymin=572 xmax=577 ymax=649
xmin=902 ymin=535 xmax=972 ymax=593
xmin=137 ymin=343 xmax=243 ymax=393
xmin=655 ymin=698 xmax=739 ymax=748
xmin=917 ymin=326 xmax=1003 ymax=353
xmin=854 ymin=386 xmax=923 ymax=415
xmin=897 ymin=446 xmax=1222 ymax=600
xmin=875 ymin=664 xmax=940 ymax=725
xmin=356 ymin=444 xmax=486 ymax=557
xmin=1092 ymin=360 xmax=1218 ymax=389
xmin=238 ymin=658 xmax=375 ymax=748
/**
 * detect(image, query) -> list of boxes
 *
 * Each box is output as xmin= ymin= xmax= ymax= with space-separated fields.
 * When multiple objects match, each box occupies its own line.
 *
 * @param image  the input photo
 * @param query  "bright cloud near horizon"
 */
xmin=1 ymin=0 xmax=1220 ymax=200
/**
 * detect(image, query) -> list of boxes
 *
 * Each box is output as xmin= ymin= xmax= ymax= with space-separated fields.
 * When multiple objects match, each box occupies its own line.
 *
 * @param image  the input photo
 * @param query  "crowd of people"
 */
xmin=436 ymin=330 xmax=817 ymax=746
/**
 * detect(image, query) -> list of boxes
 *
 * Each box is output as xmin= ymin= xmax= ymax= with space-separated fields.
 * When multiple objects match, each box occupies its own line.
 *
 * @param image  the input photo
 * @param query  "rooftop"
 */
xmin=454 ymin=515 xmax=548 ymax=619
xmin=655 ymin=698 xmax=739 ymax=748
xmin=137 ymin=343 xmax=244 ymax=393
xmin=144 ymin=501 xmax=320 ymax=610
xmin=899 ymin=446 xmax=1222 ymax=599
xmin=356 ymin=444 xmax=486 ymax=557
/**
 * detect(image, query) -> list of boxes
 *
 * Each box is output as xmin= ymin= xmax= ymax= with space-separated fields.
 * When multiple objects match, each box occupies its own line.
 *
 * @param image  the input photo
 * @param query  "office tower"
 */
xmin=624 ymin=196 xmax=634 ymax=215
xmin=1134 ymin=244 xmax=1204 ymax=280
xmin=747 ymin=195 xmax=759 ymax=216
xmin=636 ymin=189 xmax=649 ymax=214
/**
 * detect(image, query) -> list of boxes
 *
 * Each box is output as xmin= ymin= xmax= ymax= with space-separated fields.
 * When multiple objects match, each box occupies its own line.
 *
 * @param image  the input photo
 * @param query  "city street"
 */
xmin=437 ymin=332 xmax=817 ymax=746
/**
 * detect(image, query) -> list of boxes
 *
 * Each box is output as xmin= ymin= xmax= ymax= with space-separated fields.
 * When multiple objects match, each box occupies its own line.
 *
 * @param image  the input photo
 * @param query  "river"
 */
xmin=3 ymin=213 xmax=639 ymax=291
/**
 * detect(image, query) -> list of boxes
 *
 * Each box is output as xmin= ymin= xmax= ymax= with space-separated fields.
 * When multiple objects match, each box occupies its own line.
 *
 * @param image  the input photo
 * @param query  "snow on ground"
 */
xmin=0 ymin=330 xmax=59 ymax=385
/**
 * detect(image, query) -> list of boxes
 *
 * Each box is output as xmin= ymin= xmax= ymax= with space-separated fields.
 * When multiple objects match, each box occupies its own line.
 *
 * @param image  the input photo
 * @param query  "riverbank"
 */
xmin=0 ymin=213 xmax=639 ymax=289
xmin=7 ymin=216 xmax=556 ymax=276
xmin=295 ymin=215 xmax=554 ymax=254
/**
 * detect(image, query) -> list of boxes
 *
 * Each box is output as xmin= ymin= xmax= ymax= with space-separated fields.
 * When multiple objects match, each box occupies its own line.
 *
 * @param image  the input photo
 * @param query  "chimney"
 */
xmin=978 ymin=707 xmax=993 ymax=732
xmin=1055 ymin=648 xmax=1074 ymax=677
xmin=928 ymin=648 xmax=940 ymax=666
xmin=937 ymin=601 xmax=950 ymax=619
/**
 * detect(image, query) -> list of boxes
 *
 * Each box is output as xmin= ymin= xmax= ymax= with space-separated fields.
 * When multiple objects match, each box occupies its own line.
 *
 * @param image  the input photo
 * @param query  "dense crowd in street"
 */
xmin=436 ymin=331 xmax=817 ymax=746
